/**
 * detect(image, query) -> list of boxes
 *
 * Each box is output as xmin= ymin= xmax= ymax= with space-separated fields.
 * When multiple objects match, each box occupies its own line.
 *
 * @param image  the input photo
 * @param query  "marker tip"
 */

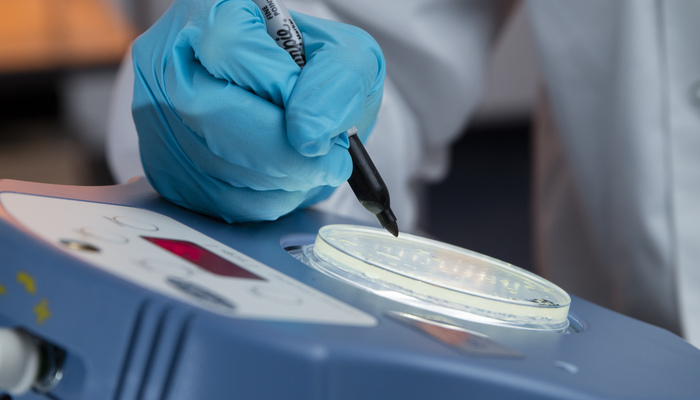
xmin=385 ymin=221 xmax=399 ymax=237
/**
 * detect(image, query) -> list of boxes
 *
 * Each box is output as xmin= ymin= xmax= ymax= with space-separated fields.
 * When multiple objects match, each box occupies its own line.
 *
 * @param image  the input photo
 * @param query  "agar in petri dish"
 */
xmin=304 ymin=225 xmax=571 ymax=331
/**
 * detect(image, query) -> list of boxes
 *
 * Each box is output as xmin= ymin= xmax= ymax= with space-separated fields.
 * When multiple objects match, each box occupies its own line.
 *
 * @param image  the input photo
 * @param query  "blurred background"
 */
xmin=0 ymin=0 xmax=539 ymax=270
xmin=0 ymin=0 xmax=136 ymax=186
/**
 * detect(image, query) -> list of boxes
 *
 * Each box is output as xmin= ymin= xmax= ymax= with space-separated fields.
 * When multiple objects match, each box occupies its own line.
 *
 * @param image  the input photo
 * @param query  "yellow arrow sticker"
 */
xmin=17 ymin=272 xmax=36 ymax=294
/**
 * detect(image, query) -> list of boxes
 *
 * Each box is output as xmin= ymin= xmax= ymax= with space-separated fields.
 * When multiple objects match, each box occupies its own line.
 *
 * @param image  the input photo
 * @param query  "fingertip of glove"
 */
xmin=294 ymin=139 xmax=331 ymax=157
xmin=325 ymin=147 xmax=353 ymax=186
xmin=289 ymin=121 xmax=352 ymax=157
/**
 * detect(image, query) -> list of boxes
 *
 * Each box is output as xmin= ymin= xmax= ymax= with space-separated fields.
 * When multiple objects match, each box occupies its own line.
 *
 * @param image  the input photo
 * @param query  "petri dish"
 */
xmin=304 ymin=225 xmax=570 ymax=331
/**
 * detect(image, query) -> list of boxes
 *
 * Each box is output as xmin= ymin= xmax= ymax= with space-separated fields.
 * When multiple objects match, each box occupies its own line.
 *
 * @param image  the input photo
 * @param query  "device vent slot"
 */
xmin=113 ymin=300 xmax=193 ymax=400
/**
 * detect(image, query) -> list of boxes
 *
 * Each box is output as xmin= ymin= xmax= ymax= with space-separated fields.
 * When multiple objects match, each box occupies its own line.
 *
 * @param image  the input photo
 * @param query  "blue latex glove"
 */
xmin=131 ymin=0 xmax=385 ymax=222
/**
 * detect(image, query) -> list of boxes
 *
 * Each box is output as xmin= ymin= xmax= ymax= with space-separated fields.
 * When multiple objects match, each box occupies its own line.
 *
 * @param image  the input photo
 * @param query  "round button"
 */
xmin=138 ymin=258 xmax=194 ymax=276
xmin=78 ymin=227 xmax=129 ymax=244
xmin=166 ymin=277 xmax=236 ymax=314
xmin=251 ymin=286 xmax=303 ymax=305
xmin=111 ymin=216 xmax=159 ymax=231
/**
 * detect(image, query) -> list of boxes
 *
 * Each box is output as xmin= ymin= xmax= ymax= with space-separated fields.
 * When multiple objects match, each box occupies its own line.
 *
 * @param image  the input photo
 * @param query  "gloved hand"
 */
xmin=131 ymin=0 xmax=385 ymax=222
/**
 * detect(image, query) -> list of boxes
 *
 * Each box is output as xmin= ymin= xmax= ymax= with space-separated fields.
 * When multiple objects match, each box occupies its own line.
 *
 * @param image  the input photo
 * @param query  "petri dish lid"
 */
xmin=305 ymin=225 xmax=570 ymax=331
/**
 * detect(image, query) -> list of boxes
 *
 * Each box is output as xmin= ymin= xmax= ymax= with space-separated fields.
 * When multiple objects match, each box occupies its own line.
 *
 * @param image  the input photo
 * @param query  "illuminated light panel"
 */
xmin=142 ymin=237 xmax=265 ymax=280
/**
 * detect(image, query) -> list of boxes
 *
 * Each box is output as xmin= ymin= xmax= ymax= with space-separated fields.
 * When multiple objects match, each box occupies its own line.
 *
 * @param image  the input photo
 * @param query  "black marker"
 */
xmin=251 ymin=0 xmax=398 ymax=237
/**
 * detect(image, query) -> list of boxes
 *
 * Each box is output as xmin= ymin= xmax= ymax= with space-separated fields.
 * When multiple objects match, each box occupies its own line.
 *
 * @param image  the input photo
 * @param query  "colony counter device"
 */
xmin=0 ymin=178 xmax=699 ymax=399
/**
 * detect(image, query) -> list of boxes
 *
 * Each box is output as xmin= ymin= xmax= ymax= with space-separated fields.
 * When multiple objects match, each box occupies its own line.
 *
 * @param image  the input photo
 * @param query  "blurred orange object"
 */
xmin=0 ymin=0 xmax=136 ymax=73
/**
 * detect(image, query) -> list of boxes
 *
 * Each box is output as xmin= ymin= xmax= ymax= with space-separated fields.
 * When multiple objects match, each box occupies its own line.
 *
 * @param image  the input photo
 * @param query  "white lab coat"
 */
xmin=107 ymin=0 xmax=700 ymax=347
xmin=527 ymin=1 xmax=700 ymax=347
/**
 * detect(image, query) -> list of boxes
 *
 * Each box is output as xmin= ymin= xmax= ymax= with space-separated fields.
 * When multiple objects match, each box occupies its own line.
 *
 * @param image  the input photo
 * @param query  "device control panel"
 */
xmin=0 ymin=193 xmax=376 ymax=327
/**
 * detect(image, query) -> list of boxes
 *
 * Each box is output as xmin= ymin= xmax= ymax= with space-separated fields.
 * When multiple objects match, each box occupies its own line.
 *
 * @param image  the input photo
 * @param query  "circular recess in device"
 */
xmin=59 ymin=239 xmax=100 ymax=253
xmin=304 ymin=225 xmax=570 ymax=331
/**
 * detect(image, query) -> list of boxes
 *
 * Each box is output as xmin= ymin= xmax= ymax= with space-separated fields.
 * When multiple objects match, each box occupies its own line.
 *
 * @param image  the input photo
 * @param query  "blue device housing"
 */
xmin=0 ymin=179 xmax=698 ymax=400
